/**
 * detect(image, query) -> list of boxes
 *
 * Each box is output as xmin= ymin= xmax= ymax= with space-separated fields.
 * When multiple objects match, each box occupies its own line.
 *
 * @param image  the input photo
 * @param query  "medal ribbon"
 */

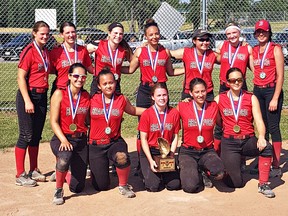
xmin=153 ymin=105 xmax=167 ymax=137
xmin=67 ymin=86 xmax=81 ymax=122
xmin=228 ymin=43 xmax=240 ymax=68
xmin=258 ymin=42 xmax=270 ymax=70
xmin=229 ymin=90 xmax=243 ymax=123
xmin=194 ymin=48 xmax=206 ymax=75
xmin=147 ymin=45 xmax=159 ymax=73
xmin=192 ymin=101 xmax=206 ymax=135
xmin=102 ymin=93 xmax=114 ymax=126
xmin=107 ymin=42 xmax=119 ymax=69
xmin=33 ymin=40 xmax=48 ymax=72
xmin=62 ymin=43 xmax=78 ymax=65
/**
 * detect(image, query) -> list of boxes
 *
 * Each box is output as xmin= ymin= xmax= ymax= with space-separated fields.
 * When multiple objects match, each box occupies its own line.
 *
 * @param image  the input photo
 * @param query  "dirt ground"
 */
xmin=1 ymin=137 xmax=288 ymax=216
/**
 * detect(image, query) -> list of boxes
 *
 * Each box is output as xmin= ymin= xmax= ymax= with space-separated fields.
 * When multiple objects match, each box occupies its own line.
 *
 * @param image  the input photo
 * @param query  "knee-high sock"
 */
xmin=56 ymin=170 xmax=67 ymax=189
xmin=28 ymin=146 xmax=39 ymax=171
xmin=116 ymin=166 xmax=130 ymax=186
xmin=15 ymin=146 xmax=26 ymax=177
xmin=272 ymin=141 xmax=282 ymax=168
xmin=213 ymin=139 xmax=221 ymax=156
xmin=258 ymin=156 xmax=272 ymax=184
xmin=65 ymin=171 xmax=71 ymax=185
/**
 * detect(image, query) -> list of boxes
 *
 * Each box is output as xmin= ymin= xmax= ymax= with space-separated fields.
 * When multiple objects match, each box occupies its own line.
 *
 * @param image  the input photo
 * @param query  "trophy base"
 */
xmin=153 ymin=155 xmax=175 ymax=172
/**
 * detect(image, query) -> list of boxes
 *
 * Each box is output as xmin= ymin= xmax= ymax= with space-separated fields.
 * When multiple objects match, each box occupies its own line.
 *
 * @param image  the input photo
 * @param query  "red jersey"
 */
xmin=252 ymin=42 xmax=279 ymax=85
xmin=138 ymin=106 xmax=181 ymax=148
xmin=95 ymin=39 xmax=126 ymax=77
xmin=60 ymin=89 xmax=90 ymax=134
xmin=138 ymin=46 xmax=169 ymax=83
xmin=50 ymin=45 xmax=92 ymax=88
xmin=90 ymin=93 xmax=126 ymax=142
xmin=218 ymin=90 xmax=254 ymax=136
xmin=219 ymin=41 xmax=249 ymax=81
xmin=178 ymin=101 xmax=218 ymax=149
xmin=182 ymin=48 xmax=216 ymax=93
xmin=18 ymin=42 xmax=50 ymax=88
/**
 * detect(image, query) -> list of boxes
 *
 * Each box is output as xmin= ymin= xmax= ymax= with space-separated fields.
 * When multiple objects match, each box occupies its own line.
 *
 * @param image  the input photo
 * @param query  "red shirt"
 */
xmin=50 ymin=45 xmax=92 ymax=88
xmin=95 ymin=40 xmax=126 ymax=77
xmin=60 ymin=89 xmax=90 ymax=134
xmin=138 ymin=106 xmax=181 ymax=148
xmin=138 ymin=46 xmax=169 ymax=83
xmin=219 ymin=41 xmax=249 ymax=81
xmin=252 ymin=42 xmax=279 ymax=85
xmin=178 ymin=101 xmax=218 ymax=149
xmin=218 ymin=90 xmax=254 ymax=136
xmin=90 ymin=93 xmax=127 ymax=142
xmin=18 ymin=42 xmax=50 ymax=88
xmin=183 ymin=48 xmax=216 ymax=93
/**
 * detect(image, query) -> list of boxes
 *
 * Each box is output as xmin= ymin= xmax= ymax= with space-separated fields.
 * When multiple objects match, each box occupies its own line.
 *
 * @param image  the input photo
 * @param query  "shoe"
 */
xmin=269 ymin=167 xmax=282 ymax=178
xmin=53 ymin=188 xmax=64 ymax=205
xmin=202 ymin=171 xmax=213 ymax=188
xmin=28 ymin=169 xmax=46 ymax=182
xmin=49 ymin=171 xmax=56 ymax=182
xmin=119 ymin=184 xmax=136 ymax=198
xmin=86 ymin=168 xmax=91 ymax=178
xmin=15 ymin=172 xmax=37 ymax=187
xmin=258 ymin=183 xmax=275 ymax=198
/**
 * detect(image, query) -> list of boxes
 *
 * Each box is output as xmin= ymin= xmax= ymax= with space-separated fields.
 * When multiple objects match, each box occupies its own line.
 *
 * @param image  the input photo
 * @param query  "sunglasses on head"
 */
xmin=197 ymin=38 xmax=210 ymax=42
xmin=227 ymin=78 xmax=243 ymax=84
xmin=70 ymin=74 xmax=87 ymax=80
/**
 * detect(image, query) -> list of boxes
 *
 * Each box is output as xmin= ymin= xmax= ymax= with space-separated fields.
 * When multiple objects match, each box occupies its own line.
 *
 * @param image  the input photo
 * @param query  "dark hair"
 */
xmin=108 ymin=22 xmax=124 ymax=32
xmin=151 ymin=82 xmax=169 ymax=107
xmin=68 ymin=63 xmax=87 ymax=74
xmin=144 ymin=18 xmax=159 ymax=35
xmin=60 ymin=21 xmax=76 ymax=34
xmin=96 ymin=67 xmax=115 ymax=86
xmin=189 ymin=78 xmax=207 ymax=92
xmin=226 ymin=67 xmax=243 ymax=81
xmin=32 ymin=21 xmax=50 ymax=39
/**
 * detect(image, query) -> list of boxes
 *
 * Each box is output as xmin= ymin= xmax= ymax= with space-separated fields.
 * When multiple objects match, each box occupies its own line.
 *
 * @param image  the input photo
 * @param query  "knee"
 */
xmin=114 ymin=152 xmax=130 ymax=168
xmin=70 ymin=183 xmax=85 ymax=193
xmin=56 ymin=157 xmax=70 ymax=172
xmin=260 ymin=143 xmax=273 ymax=157
xmin=182 ymin=184 xmax=200 ymax=193
xmin=166 ymin=179 xmax=181 ymax=191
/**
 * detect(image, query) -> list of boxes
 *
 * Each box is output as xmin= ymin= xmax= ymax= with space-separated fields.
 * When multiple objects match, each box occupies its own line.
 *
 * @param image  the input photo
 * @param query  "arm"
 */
xmin=251 ymin=95 xmax=267 ymax=151
xmin=269 ymin=45 xmax=284 ymax=112
xmin=86 ymin=43 xmax=98 ymax=54
xmin=140 ymin=131 xmax=158 ymax=172
xmin=170 ymin=48 xmax=184 ymax=60
xmin=50 ymin=90 xmax=73 ymax=151
xmin=124 ymin=96 xmax=146 ymax=116
xmin=247 ymin=45 xmax=254 ymax=72
xmin=128 ymin=47 xmax=141 ymax=74
xmin=17 ymin=68 xmax=34 ymax=113
xmin=215 ymin=42 xmax=223 ymax=64
xmin=165 ymin=49 xmax=184 ymax=76
xmin=170 ymin=133 xmax=179 ymax=154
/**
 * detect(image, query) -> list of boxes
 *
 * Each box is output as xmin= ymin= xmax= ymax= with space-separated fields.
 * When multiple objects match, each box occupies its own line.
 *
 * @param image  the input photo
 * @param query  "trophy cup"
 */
xmin=153 ymin=137 xmax=175 ymax=172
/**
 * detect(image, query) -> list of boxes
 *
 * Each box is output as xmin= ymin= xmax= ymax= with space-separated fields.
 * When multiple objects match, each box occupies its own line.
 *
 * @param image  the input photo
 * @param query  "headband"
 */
xmin=225 ymin=25 xmax=241 ymax=33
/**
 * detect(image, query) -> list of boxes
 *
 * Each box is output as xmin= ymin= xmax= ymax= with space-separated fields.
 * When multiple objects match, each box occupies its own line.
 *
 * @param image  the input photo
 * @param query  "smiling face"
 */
xmin=68 ymin=66 xmax=87 ymax=89
xmin=254 ymin=29 xmax=270 ymax=43
xmin=97 ymin=73 xmax=116 ymax=97
xmin=193 ymin=36 xmax=211 ymax=53
xmin=108 ymin=27 xmax=124 ymax=45
xmin=225 ymin=27 xmax=241 ymax=45
xmin=145 ymin=26 xmax=160 ymax=46
xmin=190 ymin=83 xmax=207 ymax=105
xmin=227 ymin=70 xmax=243 ymax=91
xmin=152 ymin=87 xmax=168 ymax=109
xmin=61 ymin=26 xmax=77 ymax=44
xmin=33 ymin=26 xmax=50 ymax=47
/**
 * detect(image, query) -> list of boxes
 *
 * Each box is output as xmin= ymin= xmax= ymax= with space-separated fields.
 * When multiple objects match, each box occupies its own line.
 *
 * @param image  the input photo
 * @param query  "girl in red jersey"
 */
xmin=170 ymin=29 xmax=217 ymax=101
xmin=50 ymin=22 xmax=94 ymax=94
xmin=50 ymin=63 xmax=90 ymax=205
xmin=87 ymin=22 xmax=133 ymax=95
xmin=177 ymin=78 xmax=224 ymax=193
xmin=138 ymin=83 xmax=181 ymax=192
xmin=252 ymin=20 xmax=284 ymax=178
xmin=15 ymin=21 xmax=51 ymax=187
xmin=88 ymin=68 xmax=145 ymax=198
xmin=215 ymin=67 xmax=275 ymax=198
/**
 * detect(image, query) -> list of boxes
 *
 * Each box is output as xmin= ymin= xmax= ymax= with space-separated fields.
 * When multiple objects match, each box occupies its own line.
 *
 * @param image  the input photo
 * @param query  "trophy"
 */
xmin=153 ymin=137 xmax=175 ymax=172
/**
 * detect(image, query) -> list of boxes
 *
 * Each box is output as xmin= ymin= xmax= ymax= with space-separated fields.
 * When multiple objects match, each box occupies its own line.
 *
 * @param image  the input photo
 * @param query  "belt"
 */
xmin=89 ymin=137 xmax=118 ymax=145
xmin=254 ymin=82 xmax=275 ymax=89
xmin=29 ymin=87 xmax=47 ymax=93
xmin=65 ymin=132 xmax=86 ymax=138
xmin=183 ymin=144 xmax=213 ymax=151
xmin=141 ymin=81 xmax=165 ymax=87
xmin=223 ymin=133 xmax=254 ymax=140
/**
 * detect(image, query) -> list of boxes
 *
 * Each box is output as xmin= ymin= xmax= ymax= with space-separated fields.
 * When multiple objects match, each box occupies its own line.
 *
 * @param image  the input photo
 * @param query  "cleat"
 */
xmin=258 ymin=183 xmax=275 ymax=198
xmin=15 ymin=172 xmax=37 ymax=187
xmin=28 ymin=169 xmax=46 ymax=182
xmin=269 ymin=167 xmax=282 ymax=178
xmin=118 ymin=184 xmax=136 ymax=198
xmin=49 ymin=171 xmax=56 ymax=182
xmin=53 ymin=188 xmax=64 ymax=205
xmin=202 ymin=171 xmax=213 ymax=188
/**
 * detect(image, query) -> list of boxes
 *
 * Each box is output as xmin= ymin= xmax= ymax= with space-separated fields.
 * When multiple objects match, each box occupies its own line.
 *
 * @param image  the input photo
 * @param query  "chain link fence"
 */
xmin=0 ymin=0 xmax=287 ymax=144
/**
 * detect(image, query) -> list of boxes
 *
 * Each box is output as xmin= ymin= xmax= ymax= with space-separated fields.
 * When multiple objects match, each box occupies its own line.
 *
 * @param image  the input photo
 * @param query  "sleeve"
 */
xmin=18 ymin=45 xmax=33 ymax=71
xmin=173 ymin=109 xmax=181 ymax=133
xmin=138 ymin=110 xmax=150 ymax=132
xmin=82 ymin=47 xmax=92 ymax=67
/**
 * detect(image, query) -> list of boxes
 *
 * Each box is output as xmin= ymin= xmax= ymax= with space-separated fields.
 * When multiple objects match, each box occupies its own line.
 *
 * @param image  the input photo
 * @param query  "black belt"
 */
xmin=254 ymin=83 xmax=275 ymax=89
xmin=223 ymin=134 xmax=254 ymax=140
xmin=65 ymin=132 xmax=86 ymax=138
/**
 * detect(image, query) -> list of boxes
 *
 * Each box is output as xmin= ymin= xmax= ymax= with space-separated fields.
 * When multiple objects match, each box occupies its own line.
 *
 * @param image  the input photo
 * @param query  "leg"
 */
xmin=162 ymin=171 xmax=181 ymax=191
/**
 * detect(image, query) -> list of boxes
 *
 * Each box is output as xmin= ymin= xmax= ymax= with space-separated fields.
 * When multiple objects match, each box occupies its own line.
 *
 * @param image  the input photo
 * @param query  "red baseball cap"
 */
xmin=254 ymin=19 xmax=271 ymax=32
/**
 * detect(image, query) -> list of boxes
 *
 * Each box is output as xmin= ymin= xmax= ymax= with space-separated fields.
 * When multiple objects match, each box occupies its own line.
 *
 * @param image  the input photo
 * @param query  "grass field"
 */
xmin=0 ymin=62 xmax=287 ymax=148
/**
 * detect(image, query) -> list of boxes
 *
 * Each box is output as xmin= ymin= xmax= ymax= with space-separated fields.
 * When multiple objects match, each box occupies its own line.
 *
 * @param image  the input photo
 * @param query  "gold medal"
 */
xmin=69 ymin=123 xmax=77 ymax=132
xmin=233 ymin=125 xmax=241 ymax=133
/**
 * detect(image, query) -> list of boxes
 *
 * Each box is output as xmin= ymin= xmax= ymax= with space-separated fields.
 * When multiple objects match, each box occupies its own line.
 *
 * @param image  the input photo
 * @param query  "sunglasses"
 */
xmin=227 ymin=78 xmax=243 ymax=84
xmin=197 ymin=38 xmax=210 ymax=42
xmin=70 ymin=74 xmax=87 ymax=80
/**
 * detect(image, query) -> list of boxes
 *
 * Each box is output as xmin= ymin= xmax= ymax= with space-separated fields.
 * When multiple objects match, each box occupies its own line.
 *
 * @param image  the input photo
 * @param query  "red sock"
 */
xmin=56 ymin=170 xmax=67 ymax=188
xmin=65 ymin=171 xmax=71 ymax=185
xmin=28 ymin=146 xmax=39 ymax=171
xmin=258 ymin=156 xmax=272 ymax=184
xmin=116 ymin=166 xmax=130 ymax=186
xmin=213 ymin=139 xmax=221 ymax=156
xmin=136 ymin=139 xmax=141 ymax=155
xmin=15 ymin=146 xmax=26 ymax=177
xmin=272 ymin=142 xmax=282 ymax=168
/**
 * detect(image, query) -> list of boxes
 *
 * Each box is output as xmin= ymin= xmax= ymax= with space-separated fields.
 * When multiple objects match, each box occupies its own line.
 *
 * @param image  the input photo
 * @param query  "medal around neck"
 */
xmin=260 ymin=72 xmax=266 ymax=79
xmin=197 ymin=135 xmax=204 ymax=143
xmin=233 ymin=125 xmax=241 ymax=133
xmin=69 ymin=123 xmax=77 ymax=132
xmin=114 ymin=73 xmax=119 ymax=81
xmin=105 ymin=126 xmax=112 ymax=135
xmin=152 ymin=75 xmax=158 ymax=83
